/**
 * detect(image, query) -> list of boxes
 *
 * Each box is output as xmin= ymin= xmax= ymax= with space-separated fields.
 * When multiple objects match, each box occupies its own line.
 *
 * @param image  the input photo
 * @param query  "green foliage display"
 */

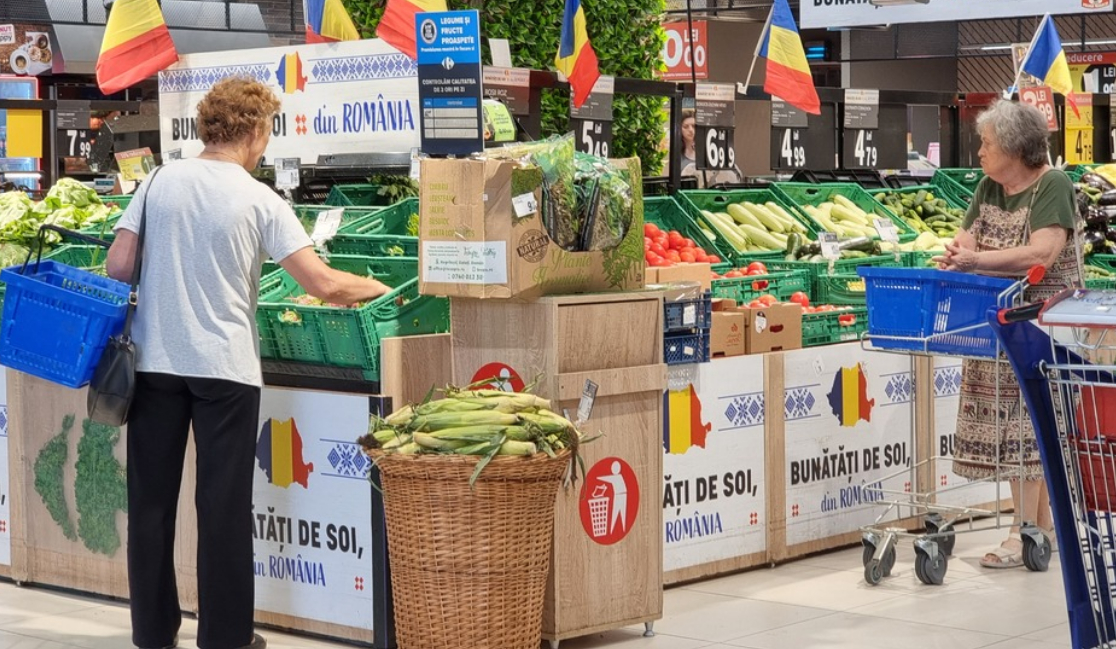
xmin=345 ymin=0 xmax=666 ymax=173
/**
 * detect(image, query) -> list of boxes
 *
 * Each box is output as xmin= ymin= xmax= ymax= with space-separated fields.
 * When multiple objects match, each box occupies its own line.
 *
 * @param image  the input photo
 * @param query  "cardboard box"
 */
xmin=712 ymin=298 xmax=737 ymax=312
xmin=740 ymin=303 xmax=802 ymax=354
xmin=418 ymin=157 xmax=644 ymax=300
xmin=643 ymin=266 xmax=657 ymax=287
xmin=710 ymin=311 xmax=746 ymax=358
xmin=652 ymin=263 xmax=713 ymax=292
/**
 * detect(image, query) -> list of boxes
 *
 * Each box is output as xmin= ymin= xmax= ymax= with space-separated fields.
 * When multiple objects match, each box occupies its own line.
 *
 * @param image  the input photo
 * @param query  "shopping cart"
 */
xmin=995 ymin=288 xmax=1116 ymax=649
xmin=854 ymin=266 xmax=1052 ymax=586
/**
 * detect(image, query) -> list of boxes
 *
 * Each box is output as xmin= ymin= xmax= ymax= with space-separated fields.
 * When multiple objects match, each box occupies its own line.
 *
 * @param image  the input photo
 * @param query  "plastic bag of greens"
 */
xmin=488 ymin=134 xmax=579 ymax=251
xmin=574 ymin=151 xmax=633 ymax=252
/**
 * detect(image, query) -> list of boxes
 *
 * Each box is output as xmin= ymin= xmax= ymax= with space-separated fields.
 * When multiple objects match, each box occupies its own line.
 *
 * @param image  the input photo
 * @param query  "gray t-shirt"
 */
xmin=115 ymin=158 xmax=312 ymax=386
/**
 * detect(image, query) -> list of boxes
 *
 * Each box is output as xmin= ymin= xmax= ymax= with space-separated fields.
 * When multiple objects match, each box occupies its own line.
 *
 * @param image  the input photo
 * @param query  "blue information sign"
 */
xmin=416 ymin=10 xmax=484 ymax=156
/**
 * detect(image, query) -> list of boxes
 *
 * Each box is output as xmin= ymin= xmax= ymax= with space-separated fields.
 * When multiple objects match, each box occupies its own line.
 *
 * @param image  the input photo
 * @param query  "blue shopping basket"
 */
xmin=0 ymin=259 xmax=129 ymax=388
xmin=858 ymin=267 xmax=1016 ymax=357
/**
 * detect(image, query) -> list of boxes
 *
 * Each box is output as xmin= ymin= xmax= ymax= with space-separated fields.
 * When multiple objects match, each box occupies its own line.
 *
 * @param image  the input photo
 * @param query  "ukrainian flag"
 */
xmin=555 ymin=0 xmax=601 ymax=109
xmin=1021 ymin=15 xmax=1073 ymax=97
xmin=96 ymin=0 xmax=179 ymax=95
xmin=759 ymin=0 xmax=820 ymax=115
xmin=304 ymin=0 xmax=360 ymax=44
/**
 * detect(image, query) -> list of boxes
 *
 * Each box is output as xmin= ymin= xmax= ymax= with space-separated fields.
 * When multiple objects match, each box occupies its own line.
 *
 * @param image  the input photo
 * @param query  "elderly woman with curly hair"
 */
xmin=106 ymin=77 xmax=390 ymax=649
xmin=935 ymin=100 xmax=1081 ymax=570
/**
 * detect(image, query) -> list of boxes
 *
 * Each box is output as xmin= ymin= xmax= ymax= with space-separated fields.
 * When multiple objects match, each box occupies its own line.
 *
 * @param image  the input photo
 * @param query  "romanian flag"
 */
xmin=95 ymin=0 xmax=178 ymax=95
xmin=827 ymin=364 xmax=875 ymax=427
xmin=304 ymin=0 xmax=360 ymax=44
xmin=759 ymin=0 xmax=820 ymax=115
xmin=256 ymin=418 xmax=315 ymax=489
xmin=662 ymin=385 xmax=712 ymax=455
xmin=376 ymin=0 xmax=447 ymax=60
xmin=276 ymin=52 xmax=308 ymax=94
xmin=555 ymin=0 xmax=600 ymax=109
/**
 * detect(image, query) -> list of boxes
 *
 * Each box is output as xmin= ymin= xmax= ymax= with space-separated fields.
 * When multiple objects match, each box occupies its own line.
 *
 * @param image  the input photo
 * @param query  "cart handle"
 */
xmin=997 ymin=301 xmax=1044 ymax=324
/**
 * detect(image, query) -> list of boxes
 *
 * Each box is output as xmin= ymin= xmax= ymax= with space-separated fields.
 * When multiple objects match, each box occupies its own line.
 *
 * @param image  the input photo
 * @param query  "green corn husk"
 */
xmin=518 ymin=412 xmax=572 ymax=434
xmin=384 ymin=405 xmax=415 ymax=426
xmin=394 ymin=442 xmax=420 ymax=455
xmin=410 ymin=411 xmax=519 ymax=432
xmin=381 ymin=433 xmax=413 ymax=450
xmin=413 ymin=399 xmax=490 ymax=416
xmin=413 ymin=432 xmax=472 ymax=451
xmin=497 ymin=440 xmax=538 ymax=456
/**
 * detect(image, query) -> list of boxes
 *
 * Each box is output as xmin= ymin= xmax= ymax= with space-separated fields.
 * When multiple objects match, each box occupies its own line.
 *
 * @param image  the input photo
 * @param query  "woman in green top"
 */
xmin=935 ymin=100 xmax=1081 ymax=569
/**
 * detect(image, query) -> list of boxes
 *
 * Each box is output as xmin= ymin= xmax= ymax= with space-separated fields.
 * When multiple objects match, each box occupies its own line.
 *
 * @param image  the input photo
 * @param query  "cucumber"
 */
xmin=727 ymin=203 xmax=764 ymax=229
xmin=785 ymin=232 xmax=803 ymax=261
xmin=739 ymin=223 xmax=785 ymax=250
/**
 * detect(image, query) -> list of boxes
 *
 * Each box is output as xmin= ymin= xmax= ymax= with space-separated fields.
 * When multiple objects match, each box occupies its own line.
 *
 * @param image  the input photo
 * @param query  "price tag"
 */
xmin=274 ymin=157 xmax=300 ymax=190
xmin=165 ymin=149 xmax=183 ymax=161
xmin=819 ymin=232 xmax=840 ymax=260
xmin=843 ymin=128 xmax=879 ymax=169
xmin=409 ymin=147 xmax=421 ymax=181
xmin=1019 ymin=86 xmax=1058 ymax=132
xmin=1067 ymin=128 xmax=1095 ymax=165
xmin=843 ymin=89 xmax=880 ymax=129
xmin=310 ymin=208 xmax=343 ymax=247
xmin=576 ymin=379 xmax=598 ymax=426
xmin=571 ymin=76 xmax=614 ymax=157
xmin=874 ymin=218 xmax=899 ymax=244
xmin=61 ymin=129 xmax=93 ymax=159
xmin=574 ymin=118 xmax=613 ymax=157
xmin=697 ymin=126 xmax=736 ymax=170
xmin=772 ymin=127 xmax=807 ymax=170
xmin=512 ymin=192 xmax=538 ymax=217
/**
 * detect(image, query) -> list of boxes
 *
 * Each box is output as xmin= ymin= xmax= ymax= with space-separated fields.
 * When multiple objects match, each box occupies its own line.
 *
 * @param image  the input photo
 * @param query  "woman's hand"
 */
xmin=933 ymin=242 xmax=979 ymax=272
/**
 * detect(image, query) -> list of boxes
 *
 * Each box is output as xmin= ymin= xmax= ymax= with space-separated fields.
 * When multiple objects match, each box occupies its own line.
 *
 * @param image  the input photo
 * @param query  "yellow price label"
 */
xmin=1066 ymin=93 xmax=1094 ymax=130
xmin=1066 ymin=128 xmax=1095 ymax=165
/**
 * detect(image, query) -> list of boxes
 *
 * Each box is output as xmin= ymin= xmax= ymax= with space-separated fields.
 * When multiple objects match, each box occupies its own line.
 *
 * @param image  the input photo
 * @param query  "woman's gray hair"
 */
xmin=976 ymin=100 xmax=1050 ymax=168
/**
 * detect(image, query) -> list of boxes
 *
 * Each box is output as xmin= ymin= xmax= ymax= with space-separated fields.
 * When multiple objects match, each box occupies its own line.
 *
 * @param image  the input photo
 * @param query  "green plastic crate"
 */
xmin=676 ymin=188 xmax=820 ymax=265
xmin=292 ymin=205 xmax=382 ymax=236
xmin=932 ymin=168 xmax=984 ymax=206
xmin=255 ymin=255 xmax=448 ymax=381
xmin=903 ymin=250 xmax=945 ymax=268
xmin=337 ymin=198 xmax=419 ymax=237
xmin=1086 ymin=276 xmax=1116 ymax=290
xmin=802 ymin=306 xmax=868 ymax=347
xmin=101 ymin=194 xmax=133 ymax=212
xmin=711 ymin=269 xmax=810 ymax=304
xmin=815 ymin=273 xmax=867 ymax=305
xmin=772 ymin=182 xmax=918 ymax=243
xmin=327 ymin=234 xmax=419 ymax=257
xmin=644 ymin=195 xmax=727 ymax=262
xmin=1088 ymin=254 xmax=1116 ymax=273
xmin=324 ymin=184 xmax=395 ymax=207
xmin=43 ymin=244 xmax=109 ymax=271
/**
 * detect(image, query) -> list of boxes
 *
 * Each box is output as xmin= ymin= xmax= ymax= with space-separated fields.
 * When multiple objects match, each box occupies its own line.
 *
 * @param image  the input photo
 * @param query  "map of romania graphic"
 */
xmin=827 ymin=363 xmax=875 ymax=427
xmin=663 ymin=384 xmax=713 ymax=455
xmin=256 ymin=418 xmax=314 ymax=488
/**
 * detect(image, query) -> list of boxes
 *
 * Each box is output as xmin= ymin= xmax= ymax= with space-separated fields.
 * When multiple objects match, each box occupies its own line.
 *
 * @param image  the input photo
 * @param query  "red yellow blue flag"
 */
xmin=759 ymin=0 xmax=820 ymax=115
xmin=304 ymin=0 xmax=360 ymax=43
xmin=275 ymin=52 xmax=307 ymax=94
xmin=95 ymin=0 xmax=179 ymax=95
xmin=376 ymin=0 xmax=447 ymax=60
xmin=662 ymin=385 xmax=712 ymax=455
xmin=555 ymin=0 xmax=600 ymax=109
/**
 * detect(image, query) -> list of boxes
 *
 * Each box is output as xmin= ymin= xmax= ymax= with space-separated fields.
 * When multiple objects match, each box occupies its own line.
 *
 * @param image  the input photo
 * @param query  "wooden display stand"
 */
xmin=450 ymin=292 xmax=666 ymax=647
xmin=6 ymin=372 xmax=200 ymax=605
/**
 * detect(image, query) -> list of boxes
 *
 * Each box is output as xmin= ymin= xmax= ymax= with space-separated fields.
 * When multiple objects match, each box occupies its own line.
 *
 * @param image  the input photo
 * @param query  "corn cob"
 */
xmin=518 ymin=412 xmax=572 ymax=434
xmin=497 ymin=440 xmax=538 ymax=455
xmin=384 ymin=405 xmax=415 ymax=427
xmin=455 ymin=440 xmax=502 ymax=455
xmin=410 ymin=411 xmax=519 ymax=432
xmin=413 ymin=432 xmax=473 ymax=451
xmin=414 ymin=399 xmax=489 ymax=416
xmin=428 ymin=425 xmax=518 ymax=441
xmin=394 ymin=442 xmax=420 ymax=455
xmin=373 ymin=428 xmax=403 ymax=444
xmin=449 ymin=390 xmax=552 ymax=411
xmin=381 ymin=433 xmax=413 ymax=450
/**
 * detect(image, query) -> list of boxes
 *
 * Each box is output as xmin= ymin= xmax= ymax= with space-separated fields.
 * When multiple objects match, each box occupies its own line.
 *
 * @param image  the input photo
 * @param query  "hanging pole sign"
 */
xmin=416 ymin=10 xmax=485 ymax=156
xmin=801 ymin=0 xmax=1112 ymax=30
xmin=570 ymin=75 xmax=615 ymax=157
xmin=695 ymin=82 xmax=736 ymax=171
xmin=771 ymin=97 xmax=809 ymax=171
xmin=842 ymin=89 xmax=880 ymax=169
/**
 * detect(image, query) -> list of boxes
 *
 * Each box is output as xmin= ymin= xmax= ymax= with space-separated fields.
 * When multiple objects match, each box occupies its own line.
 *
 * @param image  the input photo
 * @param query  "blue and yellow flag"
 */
xmin=555 ymin=0 xmax=600 ymax=109
xmin=1021 ymin=15 xmax=1072 ymax=97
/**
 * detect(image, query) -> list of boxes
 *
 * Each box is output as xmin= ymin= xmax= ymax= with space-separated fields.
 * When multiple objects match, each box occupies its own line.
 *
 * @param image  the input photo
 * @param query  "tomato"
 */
xmin=650 ymin=243 xmax=666 ymax=257
xmin=644 ymin=223 xmax=660 ymax=238
xmin=666 ymin=250 xmax=682 ymax=263
xmin=644 ymin=251 xmax=659 ymax=264
xmin=680 ymin=252 xmax=696 ymax=263
xmin=746 ymin=269 xmax=766 ymax=276
xmin=682 ymin=238 xmax=695 ymax=249
xmin=746 ymin=261 xmax=768 ymax=275
xmin=693 ymin=250 xmax=709 ymax=263
xmin=656 ymin=235 xmax=669 ymax=249
xmin=748 ymin=300 xmax=766 ymax=308
xmin=758 ymin=294 xmax=778 ymax=306
xmin=652 ymin=256 xmax=672 ymax=267
xmin=789 ymin=291 xmax=810 ymax=307
xmin=708 ymin=255 xmax=721 ymax=264
xmin=724 ymin=270 xmax=744 ymax=278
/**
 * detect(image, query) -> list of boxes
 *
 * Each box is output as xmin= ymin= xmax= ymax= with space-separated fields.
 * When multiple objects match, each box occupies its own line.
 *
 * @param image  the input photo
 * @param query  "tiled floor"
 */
xmin=0 ymin=527 xmax=1072 ymax=649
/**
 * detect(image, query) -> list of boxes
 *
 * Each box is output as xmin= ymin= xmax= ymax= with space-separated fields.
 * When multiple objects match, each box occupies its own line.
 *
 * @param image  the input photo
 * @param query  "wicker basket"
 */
xmin=371 ymin=450 xmax=571 ymax=649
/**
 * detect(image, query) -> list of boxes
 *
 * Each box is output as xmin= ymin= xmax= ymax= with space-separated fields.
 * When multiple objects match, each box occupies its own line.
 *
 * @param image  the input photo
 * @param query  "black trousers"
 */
xmin=127 ymin=372 xmax=261 ymax=649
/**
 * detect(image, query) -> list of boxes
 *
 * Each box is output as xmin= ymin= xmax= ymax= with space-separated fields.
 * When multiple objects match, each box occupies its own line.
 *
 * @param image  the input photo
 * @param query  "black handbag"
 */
xmin=88 ymin=167 xmax=161 ymax=427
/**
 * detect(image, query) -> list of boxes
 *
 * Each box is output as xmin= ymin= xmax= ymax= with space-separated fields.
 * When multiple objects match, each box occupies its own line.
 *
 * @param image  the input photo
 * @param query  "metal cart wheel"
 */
xmin=925 ymin=514 xmax=956 ymax=556
xmin=1022 ymin=527 xmax=1052 ymax=572
xmin=862 ymin=537 xmax=896 ymax=585
xmin=914 ymin=540 xmax=948 ymax=585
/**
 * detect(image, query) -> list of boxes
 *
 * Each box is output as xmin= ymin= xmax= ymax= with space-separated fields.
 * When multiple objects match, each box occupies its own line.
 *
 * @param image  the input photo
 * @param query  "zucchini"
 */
xmin=785 ymin=232 xmax=803 ymax=260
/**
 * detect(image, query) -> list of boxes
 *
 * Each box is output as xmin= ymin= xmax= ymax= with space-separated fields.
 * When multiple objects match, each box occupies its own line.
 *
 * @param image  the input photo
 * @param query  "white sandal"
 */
xmin=980 ymin=539 xmax=1024 ymax=569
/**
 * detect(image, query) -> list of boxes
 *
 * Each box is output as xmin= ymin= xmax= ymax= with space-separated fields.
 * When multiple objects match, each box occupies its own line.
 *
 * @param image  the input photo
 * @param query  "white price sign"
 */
xmin=274 ymin=157 xmax=300 ymax=190
xmin=819 ymin=232 xmax=841 ymax=261
xmin=874 ymin=218 xmax=899 ymax=244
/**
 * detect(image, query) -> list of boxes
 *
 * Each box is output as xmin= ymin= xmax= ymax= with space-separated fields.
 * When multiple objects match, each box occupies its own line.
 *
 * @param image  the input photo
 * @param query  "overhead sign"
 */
xmin=802 ymin=0 xmax=1113 ymax=29
xmin=1066 ymin=93 xmax=1095 ymax=164
xmin=661 ymin=20 xmax=708 ymax=81
xmin=1068 ymin=52 xmax=1116 ymax=94
xmin=416 ymin=10 xmax=484 ymax=157
xmin=695 ymin=82 xmax=736 ymax=171
xmin=482 ymin=66 xmax=530 ymax=115
xmin=159 ymin=39 xmax=421 ymax=165
xmin=843 ymin=89 xmax=879 ymax=130
xmin=771 ymin=98 xmax=809 ymax=129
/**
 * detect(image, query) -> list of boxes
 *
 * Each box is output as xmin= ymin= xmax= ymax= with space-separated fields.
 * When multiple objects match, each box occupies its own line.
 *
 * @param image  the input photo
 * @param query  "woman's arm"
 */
xmin=106 ymin=229 xmax=138 ymax=281
xmin=935 ymin=225 xmax=1066 ymax=274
